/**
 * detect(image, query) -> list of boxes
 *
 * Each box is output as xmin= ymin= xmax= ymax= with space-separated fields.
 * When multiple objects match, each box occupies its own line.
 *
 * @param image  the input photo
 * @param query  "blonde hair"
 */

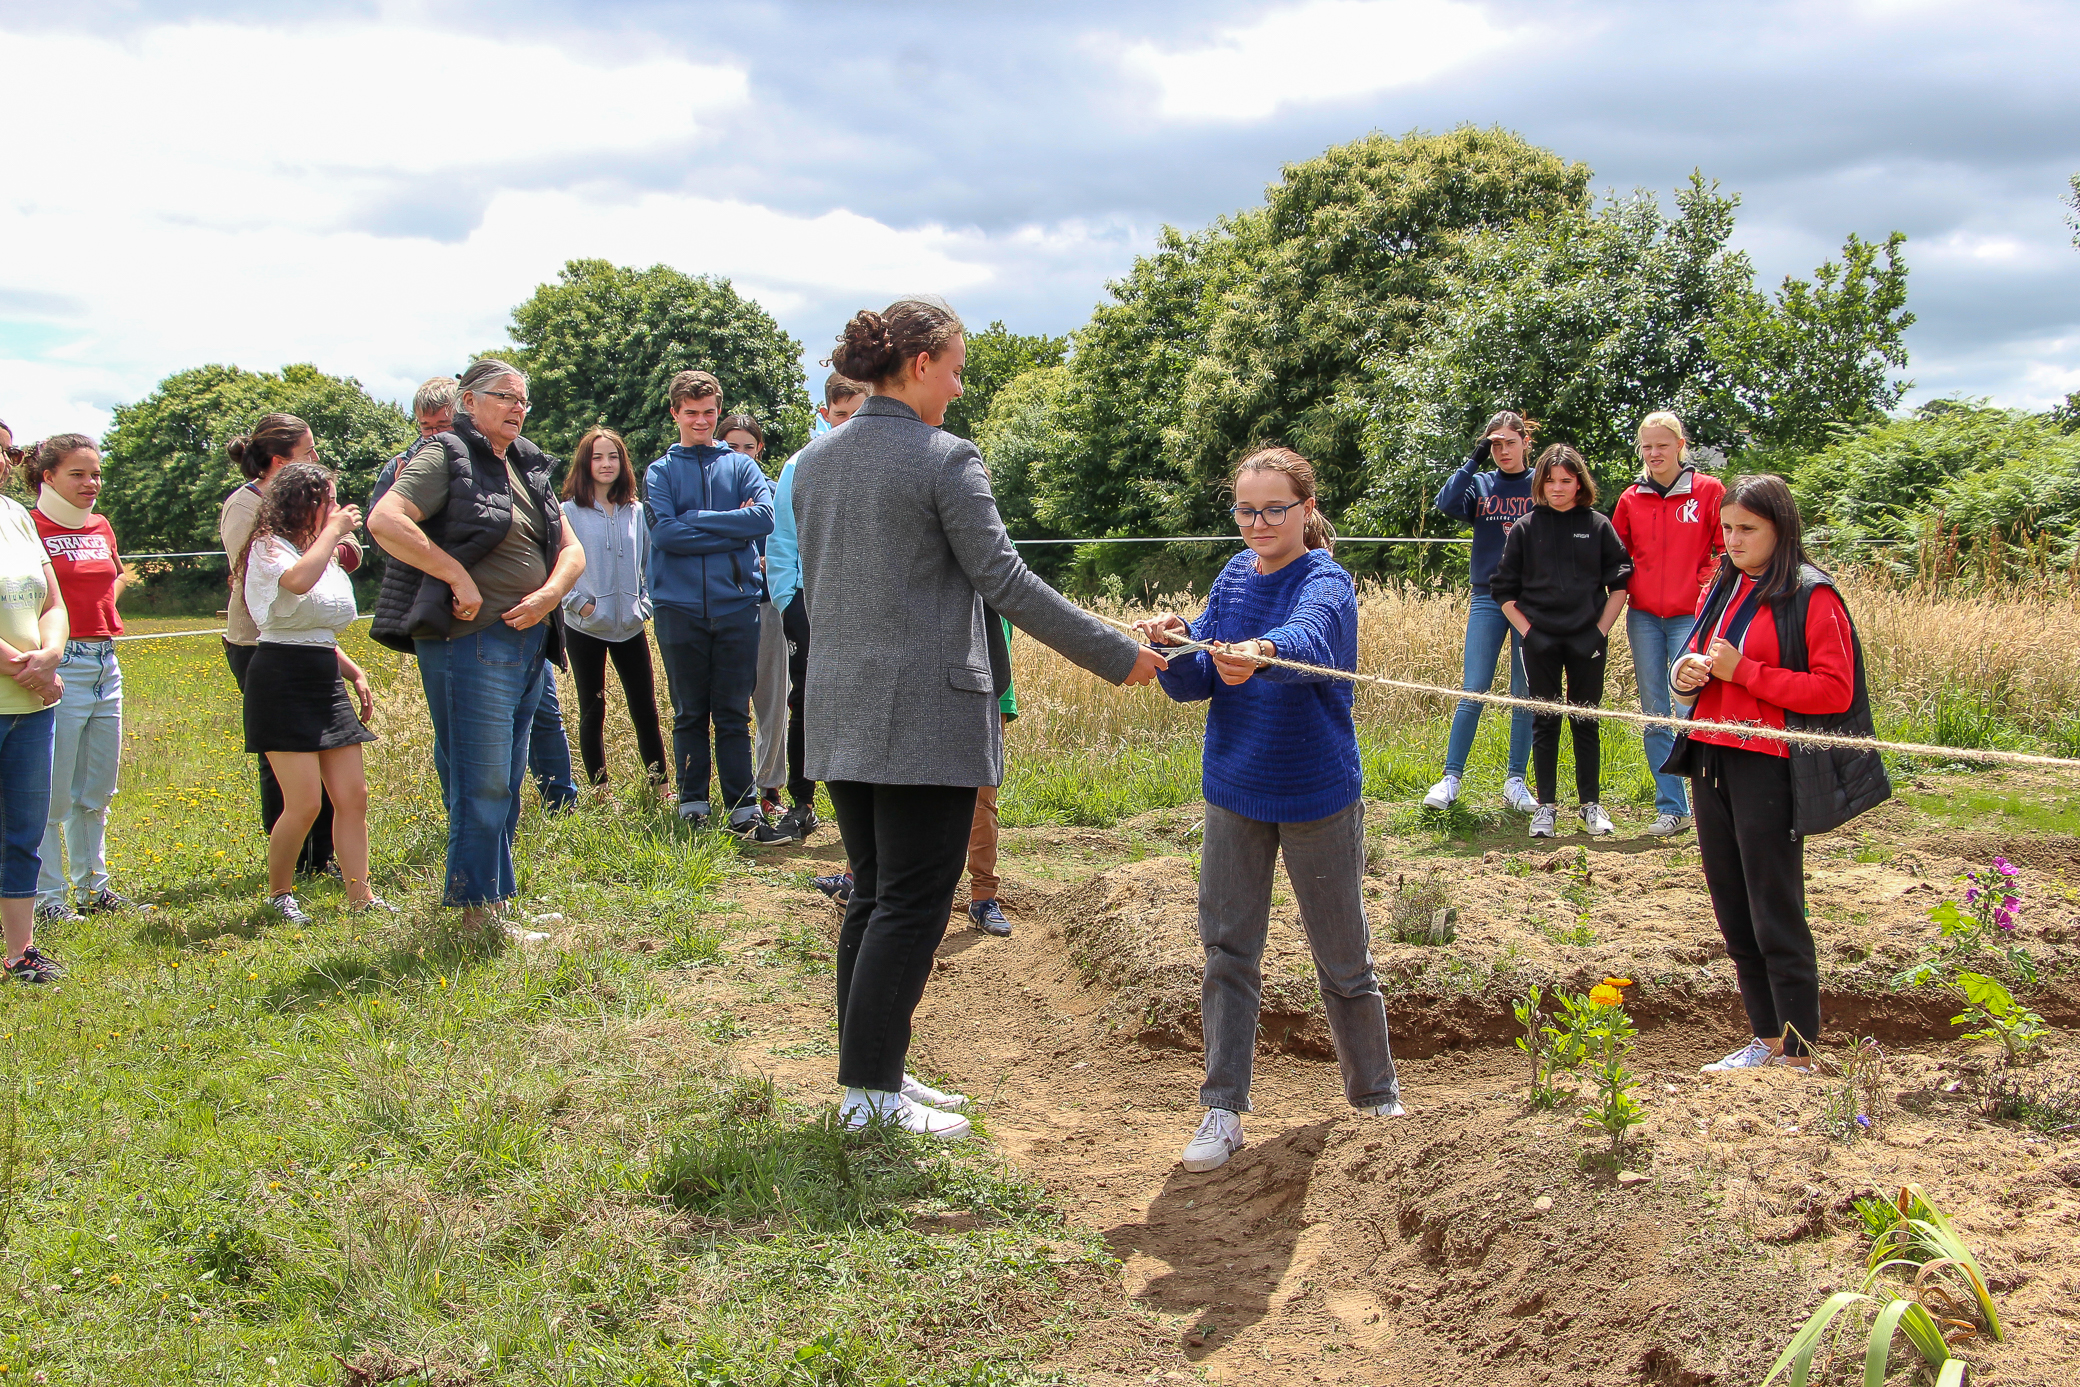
xmin=1636 ymin=410 xmax=1689 ymax=460
xmin=1233 ymin=447 xmax=1335 ymax=553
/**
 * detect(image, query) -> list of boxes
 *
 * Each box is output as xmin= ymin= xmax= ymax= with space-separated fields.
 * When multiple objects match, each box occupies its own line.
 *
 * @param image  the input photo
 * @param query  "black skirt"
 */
xmin=243 ymin=643 xmax=376 ymax=753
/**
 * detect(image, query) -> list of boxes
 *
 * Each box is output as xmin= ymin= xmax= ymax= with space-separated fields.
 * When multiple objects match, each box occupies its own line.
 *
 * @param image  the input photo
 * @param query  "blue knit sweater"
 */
xmin=1157 ymin=548 xmax=1362 ymax=824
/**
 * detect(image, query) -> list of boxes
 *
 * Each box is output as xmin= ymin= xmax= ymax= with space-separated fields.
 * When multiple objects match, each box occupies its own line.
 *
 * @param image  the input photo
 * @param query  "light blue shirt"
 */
xmin=767 ymin=457 xmax=800 ymax=610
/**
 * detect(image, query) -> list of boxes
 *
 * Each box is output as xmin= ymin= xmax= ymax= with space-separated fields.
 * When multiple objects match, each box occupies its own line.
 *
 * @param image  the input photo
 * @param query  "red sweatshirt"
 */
xmin=1682 ymin=576 xmax=1854 ymax=758
xmin=33 ymin=508 xmax=124 ymax=640
xmin=1611 ymin=467 xmax=1725 ymax=618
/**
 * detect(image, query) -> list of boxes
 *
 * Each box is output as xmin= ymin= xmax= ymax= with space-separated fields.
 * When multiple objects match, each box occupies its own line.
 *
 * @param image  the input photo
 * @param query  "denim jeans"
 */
xmin=38 ymin=640 xmax=122 ymax=906
xmin=1443 ymin=594 xmax=1531 ymax=780
xmin=527 ymin=661 xmax=580 ymax=811
xmin=416 ymin=623 xmax=548 ymax=907
xmin=0 ymin=708 xmax=56 ymax=899
xmin=1198 ymin=801 xmax=1399 ymax=1113
xmin=656 ymin=604 xmax=762 ymax=823
xmin=1627 ymin=608 xmax=1696 ymax=816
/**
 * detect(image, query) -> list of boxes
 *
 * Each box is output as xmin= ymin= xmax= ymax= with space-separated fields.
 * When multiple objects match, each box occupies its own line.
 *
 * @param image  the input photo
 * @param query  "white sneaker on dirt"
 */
xmin=1503 ymin=777 xmax=1538 ymax=813
xmin=1702 ymin=1038 xmax=1776 ymax=1072
xmin=1422 ymin=774 xmax=1461 ymax=811
xmin=1529 ymin=804 xmax=1558 ymax=838
xmin=1579 ymin=803 xmax=1615 ymax=836
xmin=1181 ymin=1108 xmax=1246 ymax=1173
xmin=901 ymin=1073 xmax=970 ymax=1111
xmin=1644 ymin=813 xmax=1694 ymax=837
xmin=1359 ymin=1100 xmax=1406 ymax=1118
xmin=841 ymin=1090 xmax=973 ymax=1140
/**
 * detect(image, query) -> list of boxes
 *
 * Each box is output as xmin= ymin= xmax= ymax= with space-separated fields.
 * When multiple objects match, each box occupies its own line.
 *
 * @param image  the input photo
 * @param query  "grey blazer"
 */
xmin=792 ymin=395 xmax=1140 ymax=787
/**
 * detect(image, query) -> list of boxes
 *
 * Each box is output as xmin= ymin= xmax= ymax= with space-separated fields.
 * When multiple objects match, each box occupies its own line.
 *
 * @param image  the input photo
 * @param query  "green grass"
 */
xmin=1901 ymin=787 xmax=2080 ymax=838
xmin=0 ymin=631 xmax=1116 ymax=1385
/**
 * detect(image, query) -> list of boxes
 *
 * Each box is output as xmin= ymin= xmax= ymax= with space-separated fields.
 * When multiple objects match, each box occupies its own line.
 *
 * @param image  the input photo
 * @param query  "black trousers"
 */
xmin=1692 ymin=744 xmax=1818 ymax=1056
xmin=563 ymin=627 xmax=668 ymax=787
xmin=223 ymin=640 xmax=333 ymax=874
xmin=1522 ymin=628 xmax=1606 ymax=805
xmin=827 ymin=780 xmax=978 ymax=1091
xmin=781 ymin=595 xmax=815 ymax=809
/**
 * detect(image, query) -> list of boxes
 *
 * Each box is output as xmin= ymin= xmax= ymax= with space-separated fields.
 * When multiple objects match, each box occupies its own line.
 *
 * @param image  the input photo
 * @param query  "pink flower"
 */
xmin=1994 ymin=857 xmax=2018 ymax=877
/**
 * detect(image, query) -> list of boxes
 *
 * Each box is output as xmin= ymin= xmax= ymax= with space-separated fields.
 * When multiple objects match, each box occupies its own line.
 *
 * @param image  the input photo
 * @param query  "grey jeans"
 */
xmin=1199 ymin=800 xmax=1399 ymax=1113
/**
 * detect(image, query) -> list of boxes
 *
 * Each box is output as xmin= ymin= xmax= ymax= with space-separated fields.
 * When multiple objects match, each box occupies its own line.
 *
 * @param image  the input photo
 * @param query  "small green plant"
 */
xmin=1895 ymin=856 xmax=2035 ymax=985
xmin=1818 ymin=1036 xmax=1888 ymax=1142
xmin=1950 ymin=971 xmax=2048 ymax=1062
xmin=1390 ymin=869 xmax=1457 ymax=945
xmin=1512 ymin=985 xmax=1572 ymax=1108
xmin=1570 ymin=980 xmax=1645 ymax=1155
xmin=1540 ymin=917 xmax=1597 ymax=947
xmin=1980 ymin=1063 xmax=2080 ymax=1134
xmin=1559 ymin=847 xmax=1594 ymax=911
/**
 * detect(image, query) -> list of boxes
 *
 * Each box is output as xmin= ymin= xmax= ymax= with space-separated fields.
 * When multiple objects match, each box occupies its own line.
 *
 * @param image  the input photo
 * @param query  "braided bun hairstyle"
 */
xmin=828 ymin=296 xmax=965 ymax=385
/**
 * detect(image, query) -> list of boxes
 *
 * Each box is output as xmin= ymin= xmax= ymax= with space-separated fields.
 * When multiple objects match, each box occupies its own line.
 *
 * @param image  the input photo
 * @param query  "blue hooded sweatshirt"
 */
xmin=643 ymin=441 xmax=773 ymax=620
xmin=1434 ymin=454 xmax=1535 ymax=595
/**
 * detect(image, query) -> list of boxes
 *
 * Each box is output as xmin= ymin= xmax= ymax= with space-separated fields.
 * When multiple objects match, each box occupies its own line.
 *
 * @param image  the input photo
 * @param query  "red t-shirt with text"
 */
xmin=34 ymin=511 xmax=124 ymax=640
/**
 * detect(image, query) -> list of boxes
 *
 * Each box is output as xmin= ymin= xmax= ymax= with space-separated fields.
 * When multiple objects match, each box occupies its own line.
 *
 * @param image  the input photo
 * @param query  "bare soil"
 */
xmin=671 ymin=772 xmax=2080 ymax=1386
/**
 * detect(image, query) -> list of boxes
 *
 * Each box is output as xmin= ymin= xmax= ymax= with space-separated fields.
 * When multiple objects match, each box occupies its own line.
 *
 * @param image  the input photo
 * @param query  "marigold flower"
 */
xmin=1589 ymin=984 xmax=1623 ymax=1007
xmin=1602 ymin=976 xmax=1633 ymax=988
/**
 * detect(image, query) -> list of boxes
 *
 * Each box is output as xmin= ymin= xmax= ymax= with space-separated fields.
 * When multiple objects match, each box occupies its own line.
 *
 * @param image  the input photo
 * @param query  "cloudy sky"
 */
xmin=3 ymin=0 xmax=2076 ymax=440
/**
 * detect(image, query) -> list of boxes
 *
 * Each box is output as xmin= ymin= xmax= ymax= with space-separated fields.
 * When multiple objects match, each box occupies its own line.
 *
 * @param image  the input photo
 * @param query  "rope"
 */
xmin=1012 ymin=536 xmax=1470 ymax=546
xmin=1089 ymin=613 xmax=2080 ymax=772
xmin=112 ymin=615 xmax=373 ymax=644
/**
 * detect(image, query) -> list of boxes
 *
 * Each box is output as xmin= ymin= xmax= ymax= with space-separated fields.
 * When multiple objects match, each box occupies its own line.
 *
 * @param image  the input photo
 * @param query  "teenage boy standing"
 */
xmin=645 ymin=370 xmax=779 ymax=838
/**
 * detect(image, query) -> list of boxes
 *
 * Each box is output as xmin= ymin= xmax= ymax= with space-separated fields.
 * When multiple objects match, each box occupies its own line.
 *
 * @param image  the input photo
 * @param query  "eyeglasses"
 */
xmin=1231 ymin=503 xmax=1297 ymax=526
xmin=480 ymin=389 xmax=531 ymax=411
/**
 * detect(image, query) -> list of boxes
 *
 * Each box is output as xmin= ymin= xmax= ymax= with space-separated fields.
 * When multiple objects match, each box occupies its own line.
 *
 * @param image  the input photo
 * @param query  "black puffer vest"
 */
xmin=369 ymin=415 xmax=566 ymax=666
xmin=1776 ymin=564 xmax=1890 ymax=838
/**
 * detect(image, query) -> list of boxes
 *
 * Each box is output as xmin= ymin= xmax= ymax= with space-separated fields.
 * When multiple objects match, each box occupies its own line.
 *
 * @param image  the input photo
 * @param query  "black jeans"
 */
xmin=781 ymin=594 xmax=815 ymax=809
xmin=564 ymin=627 xmax=668 ymax=787
xmin=1692 ymin=743 xmax=1818 ymax=1056
xmin=827 ymin=780 xmax=978 ymax=1091
xmin=655 ymin=605 xmax=761 ymax=819
xmin=1522 ymin=627 xmax=1606 ymax=805
xmin=223 ymin=640 xmax=333 ymax=874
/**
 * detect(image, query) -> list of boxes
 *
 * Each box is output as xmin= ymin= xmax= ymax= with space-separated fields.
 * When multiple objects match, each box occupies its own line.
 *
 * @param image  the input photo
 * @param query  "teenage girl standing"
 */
xmin=1488 ymin=445 xmax=1632 ymax=838
xmin=1138 ymin=447 xmax=1402 ymax=1175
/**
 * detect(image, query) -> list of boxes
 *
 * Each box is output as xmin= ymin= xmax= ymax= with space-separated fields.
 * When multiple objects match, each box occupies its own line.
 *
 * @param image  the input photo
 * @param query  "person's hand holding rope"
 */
xmin=1212 ymin=638 xmax=1272 ymax=686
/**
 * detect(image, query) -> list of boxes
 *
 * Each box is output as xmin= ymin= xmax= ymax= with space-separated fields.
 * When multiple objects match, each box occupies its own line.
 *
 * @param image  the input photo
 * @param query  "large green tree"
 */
xmin=99 ymin=363 xmax=411 ymax=554
xmin=941 ymin=321 xmax=1067 ymax=441
xmin=505 ymin=259 xmax=814 ymax=470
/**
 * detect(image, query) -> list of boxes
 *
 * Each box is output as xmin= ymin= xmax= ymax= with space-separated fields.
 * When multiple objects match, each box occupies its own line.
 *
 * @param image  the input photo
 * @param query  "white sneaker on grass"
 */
xmin=841 ymin=1090 xmax=972 ymax=1140
xmin=1422 ymin=774 xmax=1461 ymax=811
xmin=901 ymin=1073 xmax=970 ymax=1111
xmin=1644 ymin=813 xmax=1694 ymax=836
xmin=1579 ymin=803 xmax=1615 ymax=836
xmin=1503 ymin=777 xmax=1538 ymax=813
xmin=1701 ymin=1038 xmax=1775 ymax=1072
xmin=1529 ymin=804 xmax=1558 ymax=838
xmin=1181 ymin=1107 xmax=1245 ymax=1172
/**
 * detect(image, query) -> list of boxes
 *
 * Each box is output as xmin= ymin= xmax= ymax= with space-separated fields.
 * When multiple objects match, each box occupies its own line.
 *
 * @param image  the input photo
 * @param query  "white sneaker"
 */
xmin=1644 ymin=813 xmax=1693 ymax=837
xmin=1359 ymin=1100 xmax=1407 ymax=1117
xmin=841 ymin=1091 xmax=973 ymax=1140
xmin=1702 ymin=1038 xmax=1776 ymax=1072
xmin=1579 ymin=803 xmax=1615 ymax=836
xmin=1503 ymin=777 xmax=1538 ymax=813
xmin=1422 ymin=774 xmax=1461 ymax=811
xmin=1181 ymin=1107 xmax=1246 ymax=1172
xmin=1529 ymin=804 xmax=1558 ymax=838
xmin=900 ymin=1073 xmax=970 ymax=1111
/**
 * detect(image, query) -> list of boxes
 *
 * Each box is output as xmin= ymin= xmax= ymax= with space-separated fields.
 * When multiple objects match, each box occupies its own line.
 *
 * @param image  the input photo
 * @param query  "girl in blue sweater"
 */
xmin=1137 ymin=448 xmax=1403 ymax=1175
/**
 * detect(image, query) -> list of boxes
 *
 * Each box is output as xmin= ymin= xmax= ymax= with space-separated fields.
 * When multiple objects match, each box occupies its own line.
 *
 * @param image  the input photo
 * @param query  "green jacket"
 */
xmin=998 ymin=615 xmax=1018 ymax=720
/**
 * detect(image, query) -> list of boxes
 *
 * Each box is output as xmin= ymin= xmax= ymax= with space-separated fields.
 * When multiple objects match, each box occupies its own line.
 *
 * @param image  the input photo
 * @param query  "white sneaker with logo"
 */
xmin=1644 ymin=813 xmax=1694 ymax=836
xmin=841 ymin=1089 xmax=973 ymax=1139
xmin=1579 ymin=803 xmax=1615 ymax=836
xmin=900 ymin=1073 xmax=970 ymax=1111
xmin=1503 ymin=777 xmax=1538 ymax=813
xmin=1702 ymin=1038 xmax=1776 ymax=1072
xmin=1180 ymin=1108 xmax=1246 ymax=1172
xmin=1529 ymin=804 xmax=1558 ymax=838
xmin=1422 ymin=774 xmax=1461 ymax=811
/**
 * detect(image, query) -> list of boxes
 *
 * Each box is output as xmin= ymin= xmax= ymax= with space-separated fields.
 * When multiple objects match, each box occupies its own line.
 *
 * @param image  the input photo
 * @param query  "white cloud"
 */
xmin=1120 ymin=0 xmax=1527 ymax=122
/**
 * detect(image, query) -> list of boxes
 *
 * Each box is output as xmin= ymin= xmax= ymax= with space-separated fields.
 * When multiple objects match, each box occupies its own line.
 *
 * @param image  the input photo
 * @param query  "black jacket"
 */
xmin=1487 ymin=504 xmax=1632 ymax=636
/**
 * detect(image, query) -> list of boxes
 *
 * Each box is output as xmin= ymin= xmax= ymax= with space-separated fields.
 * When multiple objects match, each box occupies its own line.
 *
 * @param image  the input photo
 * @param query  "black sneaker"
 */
xmin=813 ymin=871 xmax=853 ymax=907
xmin=7 ymin=947 xmax=63 ymax=983
xmin=79 ymin=888 xmax=133 ymax=914
xmin=33 ymin=898 xmax=77 ymax=924
xmin=968 ymin=899 xmax=1012 ymax=937
xmin=729 ymin=815 xmax=795 ymax=846
xmin=776 ymin=805 xmax=820 ymax=842
xmin=268 ymin=892 xmax=313 ymax=925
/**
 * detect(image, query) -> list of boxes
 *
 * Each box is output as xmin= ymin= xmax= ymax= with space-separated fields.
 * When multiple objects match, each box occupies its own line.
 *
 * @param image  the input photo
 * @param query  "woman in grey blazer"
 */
xmin=793 ymin=296 xmax=1167 ymax=1139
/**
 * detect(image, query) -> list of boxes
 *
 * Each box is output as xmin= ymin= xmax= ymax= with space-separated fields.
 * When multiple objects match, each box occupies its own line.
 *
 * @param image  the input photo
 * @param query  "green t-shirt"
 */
xmin=391 ymin=442 xmax=549 ymax=639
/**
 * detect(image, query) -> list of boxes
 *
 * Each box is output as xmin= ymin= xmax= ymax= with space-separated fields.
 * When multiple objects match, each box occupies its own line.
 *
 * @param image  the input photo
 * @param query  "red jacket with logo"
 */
xmin=1610 ymin=467 xmax=1726 ymax=619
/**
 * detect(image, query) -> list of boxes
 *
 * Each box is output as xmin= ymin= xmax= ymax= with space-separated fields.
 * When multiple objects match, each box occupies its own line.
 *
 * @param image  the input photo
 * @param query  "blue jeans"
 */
xmin=0 ymin=708 xmax=57 ymax=899
xmin=527 ymin=661 xmax=580 ymax=811
xmin=416 ymin=624 xmax=548 ymax=907
xmin=1443 ymin=595 xmax=1531 ymax=780
xmin=656 ymin=604 xmax=762 ymax=824
xmin=39 ymin=641 xmax=122 ymax=906
xmin=1627 ymin=608 xmax=1696 ymax=817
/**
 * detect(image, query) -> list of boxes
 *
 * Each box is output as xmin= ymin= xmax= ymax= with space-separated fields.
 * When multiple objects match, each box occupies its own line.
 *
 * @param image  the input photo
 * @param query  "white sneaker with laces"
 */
xmin=1359 ymin=1100 xmax=1407 ymax=1117
xmin=1643 ymin=813 xmax=1693 ymax=836
xmin=1503 ymin=777 xmax=1538 ymax=813
xmin=1422 ymin=774 xmax=1461 ymax=811
xmin=841 ymin=1090 xmax=973 ymax=1139
xmin=1702 ymin=1038 xmax=1776 ymax=1072
xmin=1181 ymin=1108 xmax=1245 ymax=1172
xmin=1579 ymin=803 xmax=1615 ymax=836
xmin=900 ymin=1073 xmax=970 ymax=1111
xmin=1529 ymin=804 xmax=1558 ymax=838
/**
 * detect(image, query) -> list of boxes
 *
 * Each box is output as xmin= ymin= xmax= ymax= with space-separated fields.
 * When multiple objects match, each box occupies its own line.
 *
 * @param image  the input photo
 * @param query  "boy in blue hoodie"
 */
xmin=645 ymin=370 xmax=777 ymax=837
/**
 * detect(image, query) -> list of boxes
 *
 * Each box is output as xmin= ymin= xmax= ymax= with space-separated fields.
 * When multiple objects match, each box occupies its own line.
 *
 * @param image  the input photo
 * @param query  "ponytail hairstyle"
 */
xmin=1233 ymin=447 xmax=1335 ymax=553
xmin=25 ymin=433 xmax=98 ymax=496
xmin=1531 ymin=444 xmax=1597 ymax=508
xmin=1715 ymin=473 xmax=1817 ymax=608
xmin=226 ymin=413 xmax=310 ymax=482
xmin=828 ymin=296 xmax=965 ymax=386
xmin=235 ymin=461 xmax=336 ymax=590
xmin=1478 ymin=409 xmax=1533 ymax=446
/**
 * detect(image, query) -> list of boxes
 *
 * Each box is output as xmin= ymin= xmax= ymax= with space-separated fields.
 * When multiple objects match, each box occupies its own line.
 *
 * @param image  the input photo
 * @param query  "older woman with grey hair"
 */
xmin=368 ymin=359 xmax=585 ymax=931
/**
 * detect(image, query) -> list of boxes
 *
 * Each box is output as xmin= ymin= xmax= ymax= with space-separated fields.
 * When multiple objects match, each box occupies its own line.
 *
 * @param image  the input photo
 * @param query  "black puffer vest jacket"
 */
xmin=1777 ymin=564 xmax=1890 ymax=838
xmin=369 ymin=415 xmax=566 ymax=666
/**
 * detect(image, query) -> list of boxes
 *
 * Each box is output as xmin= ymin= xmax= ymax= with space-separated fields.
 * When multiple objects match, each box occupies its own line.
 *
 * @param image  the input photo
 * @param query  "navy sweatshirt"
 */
xmin=1156 ymin=548 xmax=1361 ymax=824
xmin=1434 ymin=456 xmax=1535 ymax=594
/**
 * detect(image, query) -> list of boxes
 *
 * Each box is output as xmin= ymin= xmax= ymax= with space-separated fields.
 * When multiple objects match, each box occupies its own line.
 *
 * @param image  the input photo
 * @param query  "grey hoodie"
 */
xmin=560 ymin=498 xmax=652 ymax=642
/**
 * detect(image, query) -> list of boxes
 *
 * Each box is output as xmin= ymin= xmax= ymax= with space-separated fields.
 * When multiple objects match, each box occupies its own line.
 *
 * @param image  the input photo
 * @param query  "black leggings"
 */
xmin=827 ymin=780 xmax=978 ymax=1091
xmin=1692 ymin=743 xmax=1818 ymax=1056
xmin=563 ymin=627 xmax=668 ymax=787
xmin=781 ymin=595 xmax=814 ymax=808
xmin=223 ymin=640 xmax=333 ymax=873
xmin=1522 ymin=628 xmax=1606 ymax=805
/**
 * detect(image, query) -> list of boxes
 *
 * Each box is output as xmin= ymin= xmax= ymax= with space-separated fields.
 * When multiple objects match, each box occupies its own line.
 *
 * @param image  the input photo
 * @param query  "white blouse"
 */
xmin=244 ymin=536 xmax=359 ymax=646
